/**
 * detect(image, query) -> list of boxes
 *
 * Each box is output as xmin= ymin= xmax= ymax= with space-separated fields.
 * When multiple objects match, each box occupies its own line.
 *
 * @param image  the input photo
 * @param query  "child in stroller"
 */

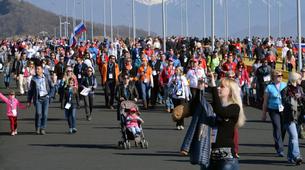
xmin=126 ymin=108 xmax=144 ymax=138
xmin=118 ymin=100 xmax=148 ymax=149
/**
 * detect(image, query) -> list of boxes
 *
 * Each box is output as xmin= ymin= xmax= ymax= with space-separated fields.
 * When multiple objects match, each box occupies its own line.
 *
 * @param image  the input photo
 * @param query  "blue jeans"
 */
xmin=163 ymin=86 xmax=174 ymax=109
xmin=35 ymin=96 xmax=50 ymax=129
xmin=204 ymin=158 xmax=239 ymax=170
xmin=284 ymin=122 xmax=301 ymax=161
xmin=128 ymin=126 xmax=141 ymax=136
xmin=140 ymin=82 xmax=151 ymax=103
xmin=268 ymin=109 xmax=284 ymax=153
xmin=65 ymin=108 xmax=76 ymax=129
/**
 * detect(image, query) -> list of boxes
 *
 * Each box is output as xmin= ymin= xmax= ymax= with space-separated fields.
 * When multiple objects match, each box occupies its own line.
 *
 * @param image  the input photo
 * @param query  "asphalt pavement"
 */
xmin=0 ymin=74 xmax=304 ymax=170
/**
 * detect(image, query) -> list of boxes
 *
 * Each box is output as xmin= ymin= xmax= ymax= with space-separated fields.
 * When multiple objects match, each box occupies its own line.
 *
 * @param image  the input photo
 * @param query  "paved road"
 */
xmin=0 ymin=75 xmax=304 ymax=170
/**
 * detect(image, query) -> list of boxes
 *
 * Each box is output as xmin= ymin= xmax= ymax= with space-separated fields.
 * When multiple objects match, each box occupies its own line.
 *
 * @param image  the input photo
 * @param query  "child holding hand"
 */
xmin=0 ymin=90 xmax=26 ymax=136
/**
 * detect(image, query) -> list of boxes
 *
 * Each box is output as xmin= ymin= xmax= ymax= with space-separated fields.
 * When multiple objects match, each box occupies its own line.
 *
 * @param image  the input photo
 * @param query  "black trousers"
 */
xmin=84 ymin=95 xmax=94 ymax=117
xmin=105 ymin=80 xmax=116 ymax=107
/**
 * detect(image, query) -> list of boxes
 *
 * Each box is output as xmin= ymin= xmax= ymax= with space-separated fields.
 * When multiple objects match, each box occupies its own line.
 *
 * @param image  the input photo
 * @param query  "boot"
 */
xmin=143 ymin=101 xmax=148 ymax=110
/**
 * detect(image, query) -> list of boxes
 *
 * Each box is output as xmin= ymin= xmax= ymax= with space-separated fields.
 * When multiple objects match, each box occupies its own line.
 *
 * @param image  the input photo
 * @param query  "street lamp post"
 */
xmin=211 ymin=0 xmax=215 ymax=51
xmin=162 ymin=0 xmax=166 ymax=52
xmin=297 ymin=0 xmax=302 ymax=71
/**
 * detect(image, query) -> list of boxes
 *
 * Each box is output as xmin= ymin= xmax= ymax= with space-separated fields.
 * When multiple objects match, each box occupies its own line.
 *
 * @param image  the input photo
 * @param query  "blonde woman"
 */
xmin=207 ymin=73 xmax=246 ymax=170
xmin=262 ymin=70 xmax=287 ymax=157
xmin=281 ymin=72 xmax=303 ymax=165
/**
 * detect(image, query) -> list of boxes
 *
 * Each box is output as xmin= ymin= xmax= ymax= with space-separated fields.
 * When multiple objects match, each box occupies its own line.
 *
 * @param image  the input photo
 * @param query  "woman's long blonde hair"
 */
xmin=220 ymin=78 xmax=246 ymax=128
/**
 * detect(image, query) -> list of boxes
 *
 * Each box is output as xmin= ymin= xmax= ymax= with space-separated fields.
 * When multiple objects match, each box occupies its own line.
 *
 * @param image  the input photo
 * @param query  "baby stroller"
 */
xmin=118 ymin=100 xmax=148 ymax=149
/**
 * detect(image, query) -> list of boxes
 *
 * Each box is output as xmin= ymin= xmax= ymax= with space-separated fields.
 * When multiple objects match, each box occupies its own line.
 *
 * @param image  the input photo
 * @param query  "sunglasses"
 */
xmin=67 ymin=70 xmax=72 ymax=72
xmin=88 ymin=70 xmax=93 ymax=72
xmin=276 ymin=75 xmax=283 ymax=77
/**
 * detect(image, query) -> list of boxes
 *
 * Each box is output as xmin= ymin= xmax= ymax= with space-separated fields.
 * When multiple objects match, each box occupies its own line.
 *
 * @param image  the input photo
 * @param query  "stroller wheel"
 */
xmin=123 ymin=142 xmax=129 ymax=149
xmin=140 ymin=141 xmax=145 ymax=149
xmin=127 ymin=141 xmax=131 ymax=149
xmin=118 ymin=141 xmax=123 ymax=149
xmin=144 ymin=141 xmax=148 ymax=149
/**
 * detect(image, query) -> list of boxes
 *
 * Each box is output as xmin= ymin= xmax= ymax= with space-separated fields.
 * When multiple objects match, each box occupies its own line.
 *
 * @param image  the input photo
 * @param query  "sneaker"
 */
xmin=14 ymin=129 xmax=17 ymax=135
xmin=40 ymin=129 xmax=46 ymax=135
xmin=180 ymin=126 xmax=184 ymax=130
xmin=68 ymin=128 xmax=73 ymax=134
xmin=295 ymin=157 xmax=303 ymax=165
xmin=11 ymin=132 xmax=15 ymax=136
xmin=177 ymin=126 xmax=181 ymax=130
xmin=36 ymin=128 xmax=40 ymax=135
xmin=166 ymin=108 xmax=171 ymax=113
xmin=72 ymin=128 xmax=77 ymax=133
xmin=277 ymin=151 xmax=285 ymax=157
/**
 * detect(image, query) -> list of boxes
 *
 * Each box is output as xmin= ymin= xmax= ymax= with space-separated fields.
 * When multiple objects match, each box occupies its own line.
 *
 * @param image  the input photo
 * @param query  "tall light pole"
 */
xmin=148 ymin=5 xmax=151 ymax=36
xmin=211 ymin=0 xmax=215 ymax=51
xmin=278 ymin=0 xmax=281 ymax=38
xmin=268 ymin=0 xmax=271 ymax=37
xmin=65 ymin=0 xmax=68 ymax=37
xmin=248 ymin=0 xmax=251 ymax=38
xmin=225 ymin=0 xmax=229 ymax=41
xmin=82 ymin=0 xmax=84 ymax=40
xmin=84 ymin=0 xmax=87 ymax=40
xmin=103 ymin=0 xmax=106 ymax=38
xmin=185 ymin=0 xmax=189 ymax=37
xmin=180 ymin=0 xmax=183 ymax=36
xmin=202 ymin=0 xmax=206 ymax=38
xmin=132 ymin=0 xmax=136 ymax=41
xmin=73 ymin=0 xmax=76 ymax=30
xmin=91 ymin=0 xmax=94 ymax=41
xmin=162 ymin=0 xmax=166 ymax=52
xmin=297 ymin=0 xmax=302 ymax=71
xmin=110 ymin=0 xmax=113 ymax=42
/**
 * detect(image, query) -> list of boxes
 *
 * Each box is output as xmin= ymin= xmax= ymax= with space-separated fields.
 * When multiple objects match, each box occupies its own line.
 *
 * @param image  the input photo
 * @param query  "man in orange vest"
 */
xmin=137 ymin=57 xmax=153 ymax=109
xmin=102 ymin=55 xmax=119 ymax=109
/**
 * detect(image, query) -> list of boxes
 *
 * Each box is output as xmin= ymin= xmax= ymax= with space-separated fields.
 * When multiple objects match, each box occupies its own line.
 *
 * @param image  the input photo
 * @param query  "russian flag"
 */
xmin=293 ymin=43 xmax=305 ymax=53
xmin=69 ymin=33 xmax=77 ymax=47
xmin=74 ymin=22 xmax=87 ymax=36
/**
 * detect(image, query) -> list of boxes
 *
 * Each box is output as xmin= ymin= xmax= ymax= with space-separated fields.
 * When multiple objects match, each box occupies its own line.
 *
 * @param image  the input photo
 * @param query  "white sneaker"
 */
xmin=180 ymin=126 xmax=184 ymax=130
xmin=177 ymin=126 xmax=181 ymax=130
xmin=14 ymin=130 xmax=17 ymax=135
xmin=11 ymin=132 xmax=15 ymax=136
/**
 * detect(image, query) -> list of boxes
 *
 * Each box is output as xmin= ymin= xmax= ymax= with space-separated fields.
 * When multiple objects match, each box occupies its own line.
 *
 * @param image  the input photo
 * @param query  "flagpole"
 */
xmin=132 ymin=0 xmax=136 ymax=42
xmin=84 ymin=1 xmax=87 ymax=40
xmin=110 ymin=0 xmax=113 ymax=42
xmin=211 ymin=0 xmax=215 ymax=51
xmin=297 ymin=0 xmax=302 ymax=71
xmin=162 ymin=0 xmax=166 ymax=53
xmin=59 ymin=16 xmax=62 ymax=38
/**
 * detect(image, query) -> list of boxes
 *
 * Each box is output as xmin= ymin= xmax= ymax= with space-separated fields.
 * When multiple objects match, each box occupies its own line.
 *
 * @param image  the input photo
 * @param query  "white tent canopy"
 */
xmin=135 ymin=0 xmax=169 ymax=6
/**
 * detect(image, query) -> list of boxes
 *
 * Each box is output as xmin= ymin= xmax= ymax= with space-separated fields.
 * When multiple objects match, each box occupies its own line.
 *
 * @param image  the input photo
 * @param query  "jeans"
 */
xmin=128 ymin=126 xmax=141 ymax=136
xmin=65 ymin=108 xmax=76 ymax=129
xmin=268 ymin=109 xmax=284 ymax=153
xmin=163 ymin=86 xmax=174 ymax=110
xmin=35 ymin=96 xmax=50 ymax=130
xmin=204 ymin=158 xmax=239 ymax=170
xmin=140 ymin=82 xmax=151 ymax=103
xmin=284 ymin=122 xmax=301 ymax=161
xmin=4 ymin=75 xmax=10 ymax=88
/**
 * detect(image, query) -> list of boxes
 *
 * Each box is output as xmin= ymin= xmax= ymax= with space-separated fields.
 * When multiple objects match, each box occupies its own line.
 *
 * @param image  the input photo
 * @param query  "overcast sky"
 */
xmin=24 ymin=0 xmax=305 ymax=38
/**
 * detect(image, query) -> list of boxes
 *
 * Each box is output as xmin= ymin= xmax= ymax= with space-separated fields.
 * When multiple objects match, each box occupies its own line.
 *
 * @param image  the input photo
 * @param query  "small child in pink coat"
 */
xmin=0 ymin=90 xmax=26 ymax=136
xmin=126 ymin=108 xmax=144 ymax=137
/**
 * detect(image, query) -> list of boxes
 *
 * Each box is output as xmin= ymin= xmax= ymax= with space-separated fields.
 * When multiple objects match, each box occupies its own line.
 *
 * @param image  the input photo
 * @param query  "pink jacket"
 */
xmin=126 ymin=114 xmax=143 ymax=128
xmin=0 ymin=92 xmax=26 ymax=117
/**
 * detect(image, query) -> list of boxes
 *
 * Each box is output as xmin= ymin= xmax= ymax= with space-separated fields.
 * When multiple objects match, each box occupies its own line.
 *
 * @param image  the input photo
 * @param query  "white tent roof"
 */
xmin=135 ymin=0 xmax=169 ymax=6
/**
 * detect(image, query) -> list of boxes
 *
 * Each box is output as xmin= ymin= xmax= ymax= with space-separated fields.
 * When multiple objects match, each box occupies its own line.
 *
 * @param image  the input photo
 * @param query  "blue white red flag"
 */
xmin=69 ymin=33 xmax=77 ymax=47
xmin=74 ymin=22 xmax=87 ymax=36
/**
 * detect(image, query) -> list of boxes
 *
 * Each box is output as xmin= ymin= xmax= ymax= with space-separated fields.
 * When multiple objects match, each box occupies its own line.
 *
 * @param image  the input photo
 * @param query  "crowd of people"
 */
xmin=0 ymin=35 xmax=305 ymax=169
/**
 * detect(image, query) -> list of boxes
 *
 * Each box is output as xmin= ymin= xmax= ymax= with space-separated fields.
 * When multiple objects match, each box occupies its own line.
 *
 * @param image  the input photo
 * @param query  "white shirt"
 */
xmin=186 ymin=67 xmax=206 ymax=88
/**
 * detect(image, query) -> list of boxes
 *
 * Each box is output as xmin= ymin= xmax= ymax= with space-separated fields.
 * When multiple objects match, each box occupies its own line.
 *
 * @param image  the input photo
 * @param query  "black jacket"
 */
xmin=115 ymin=82 xmax=139 ymax=101
xmin=62 ymin=87 xmax=80 ymax=109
